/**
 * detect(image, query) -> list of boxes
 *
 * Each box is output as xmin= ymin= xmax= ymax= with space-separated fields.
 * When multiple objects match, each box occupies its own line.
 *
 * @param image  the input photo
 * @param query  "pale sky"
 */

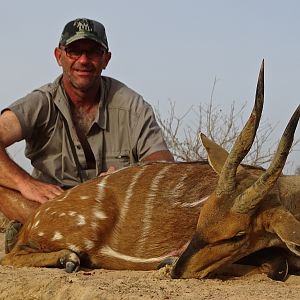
xmin=1 ymin=0 xmax=300 ymax=172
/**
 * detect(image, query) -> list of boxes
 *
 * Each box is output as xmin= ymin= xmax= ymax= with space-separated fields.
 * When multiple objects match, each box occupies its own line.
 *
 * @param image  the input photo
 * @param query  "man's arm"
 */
xmin=142 ymin=150 xmax=174 ymax=162
xmin=100 ymin=150 xmax=174 ymax=177
xmin=132 ymin=101 xmax=175 ymax=163
xmin=0 ymin=110 xmax=63 ymax=203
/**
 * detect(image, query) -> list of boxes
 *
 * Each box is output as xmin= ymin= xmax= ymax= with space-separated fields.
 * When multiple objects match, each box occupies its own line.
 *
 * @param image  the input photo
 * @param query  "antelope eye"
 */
xmin=236 ymin=231 xmax=246 ymax=237
xmin=231 ymin=231 xmax=246 ymax=242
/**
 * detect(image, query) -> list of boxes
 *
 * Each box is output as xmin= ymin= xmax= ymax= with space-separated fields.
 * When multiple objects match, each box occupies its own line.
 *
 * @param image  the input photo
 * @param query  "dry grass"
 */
xmin=0 ymin=212 xmax=9 ymax=233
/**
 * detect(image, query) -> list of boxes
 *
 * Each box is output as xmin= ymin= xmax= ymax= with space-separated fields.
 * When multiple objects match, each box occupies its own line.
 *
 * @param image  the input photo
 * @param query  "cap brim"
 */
xmin=64 ymin=33 xmax=108 ymax=50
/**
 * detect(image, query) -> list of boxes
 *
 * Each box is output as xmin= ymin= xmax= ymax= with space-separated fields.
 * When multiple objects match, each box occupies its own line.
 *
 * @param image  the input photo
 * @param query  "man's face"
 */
xmin=55 ymin=39 xmax=111 ymax=92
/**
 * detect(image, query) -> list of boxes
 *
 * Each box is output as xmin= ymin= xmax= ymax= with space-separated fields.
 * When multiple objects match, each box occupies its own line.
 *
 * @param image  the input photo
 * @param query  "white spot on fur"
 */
xmin=59 ymin=213 xmax=66 ymax=217
xmin=137 ymin=165 xmax=172 ymax=255
xmin=84 ymin=239 xmax=95 ymax=250
xmin=99 ymin=175 xmax=108 ymax=185
xmin=93 ymin=210 xmax=107 ymax=220
xmin=95 ymin=176 xmax=108 ymax=203
xmin=68 ymin=211 xmax=77 ymax=217
xmin=57 ymin=189 xmax=71 ymax=202
xmin=77 ymin=215 xmax=86 ymax=225
xmin=110 ymin=166 xmax=149 ymax=248
xmin=100 ymin=246 xmax=168 ymax=263
xmin=45 ymin=208 xmax=50 ymax=212
xmin=170 ymin=172 xmax=189 ymax=202
xmin=80 ymin=195 xmax=90 ymax=200
xmin=34 ymin=211 xmax=40 ymax=219
xmin=38 ymin=232 xmax=44 ymax=237
xmin=52 ymin=231 xmax=63 ymax=241
xmin=97 ymin=180 xmax=107 ymax=189
xmin=179 ymin=196 xmax=209 ymax=207
xmin=67 ymin=244 xmax=80 ymax=253
xmin=118 ymin=167 xmax=146 ymax=224
xmin=32 ymin=220 xmax=40 ymax=229
xmin=51 ymin=211 xmax=57 ymax=215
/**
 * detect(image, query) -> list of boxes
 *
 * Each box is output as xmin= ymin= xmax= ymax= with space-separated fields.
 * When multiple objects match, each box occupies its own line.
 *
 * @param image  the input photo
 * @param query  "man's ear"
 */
xmin=102 ymin=51 xmax=111 ymax=70
xmin=54 ymin=47 xmax=63 ymax=66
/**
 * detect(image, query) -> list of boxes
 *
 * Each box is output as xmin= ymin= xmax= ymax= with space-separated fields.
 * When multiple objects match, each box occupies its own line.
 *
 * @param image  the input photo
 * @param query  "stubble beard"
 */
xmin=69 ymin=73 xmax=99 ymax=92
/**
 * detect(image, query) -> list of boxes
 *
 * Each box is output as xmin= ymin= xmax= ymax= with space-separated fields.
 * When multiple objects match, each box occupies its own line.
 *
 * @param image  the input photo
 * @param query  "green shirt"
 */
xmin=6 ymin=76 xmax=169 ymax=188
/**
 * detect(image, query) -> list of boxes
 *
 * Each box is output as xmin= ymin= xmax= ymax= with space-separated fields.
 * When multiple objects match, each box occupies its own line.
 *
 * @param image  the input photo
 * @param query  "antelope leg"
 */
xmin=0 ymin=249 xmax=80 ymax=272
xmin=213 ymin=248 xmax=289 ymax=281
xmin=212 ymin=260 xmax=288 ymax=281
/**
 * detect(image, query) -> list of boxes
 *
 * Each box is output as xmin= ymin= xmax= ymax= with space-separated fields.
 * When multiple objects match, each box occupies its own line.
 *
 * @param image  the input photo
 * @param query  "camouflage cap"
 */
xmin=59 ymin=18 xmax=109 ymax=50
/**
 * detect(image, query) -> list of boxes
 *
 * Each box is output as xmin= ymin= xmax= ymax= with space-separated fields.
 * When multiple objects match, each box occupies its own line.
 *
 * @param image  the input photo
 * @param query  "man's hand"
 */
xmin=18 ymin=178 xmax=64 ymax=204
xmin=99 ymin=166 xmax=116 ymax=177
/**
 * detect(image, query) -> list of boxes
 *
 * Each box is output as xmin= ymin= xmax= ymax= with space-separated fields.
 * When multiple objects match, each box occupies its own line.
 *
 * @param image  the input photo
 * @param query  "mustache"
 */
xmin=73 ymin=63 xmax=95 ymax=72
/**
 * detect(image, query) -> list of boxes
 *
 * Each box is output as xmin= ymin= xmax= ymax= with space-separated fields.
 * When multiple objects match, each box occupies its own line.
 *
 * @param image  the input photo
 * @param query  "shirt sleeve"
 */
xmin=132 ymin=101 xmax=169 ymax=161
xmin=3 ymin=91 xmax=51 ymax=139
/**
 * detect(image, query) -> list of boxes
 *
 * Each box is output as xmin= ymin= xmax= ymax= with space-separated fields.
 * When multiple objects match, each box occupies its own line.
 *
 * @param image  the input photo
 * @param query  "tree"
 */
xmin=154 ymin=83 xmax=299 ymax=170
xmin=295 ymin=166 xmax=300 ymax=176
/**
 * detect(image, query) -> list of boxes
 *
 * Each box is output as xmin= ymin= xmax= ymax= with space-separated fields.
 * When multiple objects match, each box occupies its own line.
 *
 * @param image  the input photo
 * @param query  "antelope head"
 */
xmin=172 ymin=61 xmax=300 ymax=279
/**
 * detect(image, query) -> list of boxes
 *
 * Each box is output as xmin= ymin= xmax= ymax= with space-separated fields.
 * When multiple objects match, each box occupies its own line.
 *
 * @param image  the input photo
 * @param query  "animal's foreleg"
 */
xmin=214 ymin=248 xmax=289 ymax=281
xmin=0 ymin=249 xmax=80 ymax=272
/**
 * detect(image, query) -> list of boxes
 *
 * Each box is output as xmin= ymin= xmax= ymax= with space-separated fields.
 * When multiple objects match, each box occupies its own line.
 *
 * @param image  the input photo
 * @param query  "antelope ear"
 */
xmin=200 ymin=133 xmax=230 ymax=174
xmin=200 ymin=133 xmax=245 ymax=175
xmin=267 ymin=208 xmax=300 ymax=256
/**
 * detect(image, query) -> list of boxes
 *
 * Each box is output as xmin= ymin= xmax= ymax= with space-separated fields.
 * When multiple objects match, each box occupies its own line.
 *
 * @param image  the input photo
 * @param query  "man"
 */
xmin=0 ymin=18 xmax=173 ymax=226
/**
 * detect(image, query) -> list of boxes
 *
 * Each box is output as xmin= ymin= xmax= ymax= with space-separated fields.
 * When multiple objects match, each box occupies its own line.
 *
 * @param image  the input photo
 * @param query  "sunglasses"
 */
xmin=61 ymin=46 xmax=105 ymax=60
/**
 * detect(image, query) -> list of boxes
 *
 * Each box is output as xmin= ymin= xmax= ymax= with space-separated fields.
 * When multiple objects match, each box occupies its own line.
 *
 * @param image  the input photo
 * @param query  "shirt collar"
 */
xmin=94 ymin=77 xmax=107 ymax=130
xmin=54 ymin=75 xmax=108 ymax=130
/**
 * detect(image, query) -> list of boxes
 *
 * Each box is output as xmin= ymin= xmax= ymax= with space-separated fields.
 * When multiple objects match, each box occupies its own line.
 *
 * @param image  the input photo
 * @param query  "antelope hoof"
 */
xmin=157 ymin=256 xmax=177 ymax=269
xmin=59 ymin=252 xmax=80 ymax=273
xmin=65 ymin=261 xmax=80 ymax=273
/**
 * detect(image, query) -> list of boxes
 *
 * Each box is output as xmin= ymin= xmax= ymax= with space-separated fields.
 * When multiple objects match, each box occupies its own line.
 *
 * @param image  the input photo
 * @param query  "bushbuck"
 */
xmin=1 ymin=61 xmax=300 ymax=281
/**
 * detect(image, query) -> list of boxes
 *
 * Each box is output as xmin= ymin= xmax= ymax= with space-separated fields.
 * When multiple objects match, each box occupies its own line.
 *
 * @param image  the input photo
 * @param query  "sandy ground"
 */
xmin=0 ymin=234 xmax=299 ymax=300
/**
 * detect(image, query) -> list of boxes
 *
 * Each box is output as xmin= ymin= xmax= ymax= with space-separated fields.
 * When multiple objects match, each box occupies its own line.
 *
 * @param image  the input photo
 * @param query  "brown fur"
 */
xmin=0 ymin=162 xmax=219 ymax=270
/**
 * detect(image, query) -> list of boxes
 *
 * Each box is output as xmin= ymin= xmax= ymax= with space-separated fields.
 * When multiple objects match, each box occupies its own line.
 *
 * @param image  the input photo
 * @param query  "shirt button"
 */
xmin=76 ymin=145 xmax=81 ymax=149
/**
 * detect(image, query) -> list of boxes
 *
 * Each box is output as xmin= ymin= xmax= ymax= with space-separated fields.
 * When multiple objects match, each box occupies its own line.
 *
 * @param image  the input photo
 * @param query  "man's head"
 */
xmin=59 ymin=18 xmax=109 ymax=50
xmin=55 ymin=18 xmax=111 ymax=93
